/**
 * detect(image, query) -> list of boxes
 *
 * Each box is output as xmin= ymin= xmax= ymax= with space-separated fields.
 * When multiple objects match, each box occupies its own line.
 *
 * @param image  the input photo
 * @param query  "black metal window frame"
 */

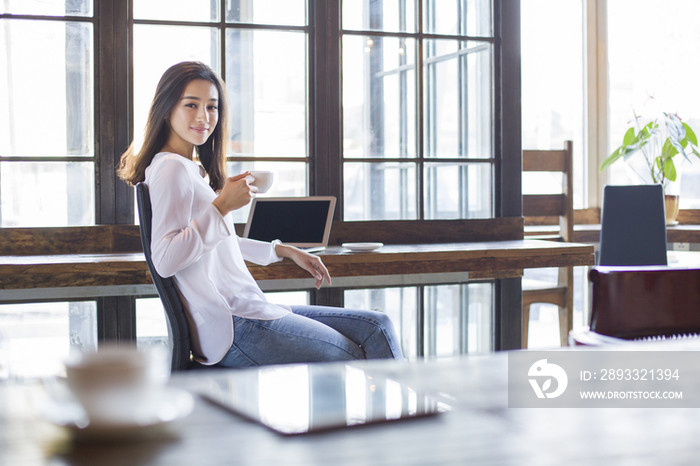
xmin=341 ymin=0 xmax=497 ymax=221
xmin=0 ymin=0 xmax=517 ymax=226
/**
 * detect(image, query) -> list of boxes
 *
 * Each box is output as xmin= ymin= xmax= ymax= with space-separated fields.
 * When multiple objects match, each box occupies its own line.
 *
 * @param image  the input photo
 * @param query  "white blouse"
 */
xmin=145 ymin=152 xmax=290 ymax=365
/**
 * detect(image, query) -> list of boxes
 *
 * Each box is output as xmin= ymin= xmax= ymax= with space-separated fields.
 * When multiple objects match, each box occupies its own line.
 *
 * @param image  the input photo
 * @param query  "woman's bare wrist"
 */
xmin=273 ymin=241 xmax=290 ymax=258
xmin=212 ymin=198 xmax=229 ymax=216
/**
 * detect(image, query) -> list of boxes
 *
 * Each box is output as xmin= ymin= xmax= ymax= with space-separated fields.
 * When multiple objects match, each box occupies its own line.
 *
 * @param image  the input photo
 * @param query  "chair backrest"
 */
xmin=136 ymin=182 xmax=192 ymax=371
xmin=522 ymin=140 xmax=574 ymax=242
xmin=599 ymin=184 xmax=667 ymax=266
xmin=589 ymin=267 xmax=700 ymax=339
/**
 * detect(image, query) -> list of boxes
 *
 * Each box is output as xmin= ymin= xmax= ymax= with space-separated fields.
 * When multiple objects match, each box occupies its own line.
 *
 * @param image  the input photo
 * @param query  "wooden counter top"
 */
xmin=0 ymin=240 xmax=595 ymax=293
xmin=525 ymin=223 xmax=700 ymax=244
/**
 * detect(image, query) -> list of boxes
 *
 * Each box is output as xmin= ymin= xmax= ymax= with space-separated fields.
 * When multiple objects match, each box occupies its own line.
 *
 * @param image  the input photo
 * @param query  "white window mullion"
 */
xmin=585 ymin=0 xmax=609 ymax=210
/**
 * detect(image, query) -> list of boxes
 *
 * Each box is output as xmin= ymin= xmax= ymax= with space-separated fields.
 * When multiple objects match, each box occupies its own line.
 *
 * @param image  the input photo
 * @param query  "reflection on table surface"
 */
xmin=6 ymin=348 xmax=700 ymax=465
xmin=196 ymin=363 xmax=448 ymax=435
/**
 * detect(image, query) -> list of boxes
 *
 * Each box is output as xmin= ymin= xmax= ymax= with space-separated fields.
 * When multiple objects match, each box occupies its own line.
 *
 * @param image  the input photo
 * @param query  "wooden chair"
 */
xmin=521 ymin=140 xmax=574 ymax=347
xmin=570 ymin=267 xmax=700 ymax=345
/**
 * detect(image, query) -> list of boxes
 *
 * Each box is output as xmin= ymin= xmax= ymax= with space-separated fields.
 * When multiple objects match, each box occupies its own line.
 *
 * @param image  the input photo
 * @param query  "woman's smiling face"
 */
xmin=165 ymin=79 xmax=219 ymax=158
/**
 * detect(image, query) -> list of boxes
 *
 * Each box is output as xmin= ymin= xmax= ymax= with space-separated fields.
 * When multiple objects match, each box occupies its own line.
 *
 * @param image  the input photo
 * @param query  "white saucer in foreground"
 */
xmin=342 ymin=242 xmax=384 ymax=252
xmin=42 ymin=387 xmax=194 ymax=442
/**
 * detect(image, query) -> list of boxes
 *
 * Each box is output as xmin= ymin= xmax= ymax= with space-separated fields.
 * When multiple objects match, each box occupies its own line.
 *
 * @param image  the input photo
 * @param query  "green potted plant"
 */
xmin=600 ymin=112 xmax=700 ymax=224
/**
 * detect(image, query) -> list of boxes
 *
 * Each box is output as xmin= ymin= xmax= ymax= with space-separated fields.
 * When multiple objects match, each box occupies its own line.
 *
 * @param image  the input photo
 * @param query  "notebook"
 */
xmin=243 ymin=196 xmax=336 ymax=251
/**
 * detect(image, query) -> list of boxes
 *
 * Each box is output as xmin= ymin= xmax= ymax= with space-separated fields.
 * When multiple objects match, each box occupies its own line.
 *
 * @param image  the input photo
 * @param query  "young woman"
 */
xmin=118 ymin=61 xmax=403 ymax=367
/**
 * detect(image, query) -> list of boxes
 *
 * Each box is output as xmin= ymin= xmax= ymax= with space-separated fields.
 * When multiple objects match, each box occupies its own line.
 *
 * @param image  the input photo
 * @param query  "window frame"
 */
xmin=0 ymin=0 xmax=519 ymax=228
xmin=122 ymin=0 xmax=520 ymax=229
xmin=586 ymin=0 xmax=608 ymax=212
xmin=340 ymin=1 xmax=498 ymax=221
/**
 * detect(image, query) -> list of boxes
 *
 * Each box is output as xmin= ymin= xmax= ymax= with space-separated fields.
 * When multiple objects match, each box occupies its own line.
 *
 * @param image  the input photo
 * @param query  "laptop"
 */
xmin=243 ymin=196 xmax=336 ymax=252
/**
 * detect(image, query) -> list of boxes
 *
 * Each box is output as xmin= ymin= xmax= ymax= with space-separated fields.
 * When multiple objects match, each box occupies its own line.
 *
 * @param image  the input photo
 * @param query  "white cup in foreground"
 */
xmin=246 ymin=171 xmax=274 ymax=194
xmin=64 ymin=346 xmax=167 ymax=424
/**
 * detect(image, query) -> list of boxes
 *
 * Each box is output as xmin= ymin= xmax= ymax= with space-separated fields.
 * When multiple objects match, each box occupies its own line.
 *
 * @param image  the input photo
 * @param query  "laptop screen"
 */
xmin=243 ymin=197 xmax=336 ymax=248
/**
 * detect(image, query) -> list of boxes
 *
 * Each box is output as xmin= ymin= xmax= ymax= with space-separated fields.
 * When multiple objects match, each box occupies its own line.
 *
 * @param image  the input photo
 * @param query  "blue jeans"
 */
xmin=217 ymin=305 xmax=404 ymax=368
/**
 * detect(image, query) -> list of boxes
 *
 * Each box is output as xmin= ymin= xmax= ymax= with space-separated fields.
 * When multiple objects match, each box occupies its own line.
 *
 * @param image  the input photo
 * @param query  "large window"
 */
xmin=607 ymin=0 xmax=700 ymax=208
xmin=521 ymin=0 xmax=585 ymax=208
xmin=342 ymin=0 xmax=494 ymax=220
xmin=2 ymin=0 xmax=501 ymax=227
xmin=0 ymin=3 xmax=95 ymax=227
xmin=522 ymin=0 xmax=700 ymax=212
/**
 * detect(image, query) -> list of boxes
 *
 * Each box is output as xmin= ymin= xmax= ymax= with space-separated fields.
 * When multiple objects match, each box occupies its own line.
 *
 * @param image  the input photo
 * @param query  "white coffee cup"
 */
xmin=246 ymin=171 xmax=274 ymax=194
xmin=64 ymin=346 xmax=166 ymax=424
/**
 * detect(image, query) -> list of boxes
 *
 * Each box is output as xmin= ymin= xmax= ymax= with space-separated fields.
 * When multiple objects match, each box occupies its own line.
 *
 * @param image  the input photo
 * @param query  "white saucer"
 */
xmin=342 ymin=242 xmax=384 ymax=252
xmin=42 ymin=387 xmax=194 ymax=442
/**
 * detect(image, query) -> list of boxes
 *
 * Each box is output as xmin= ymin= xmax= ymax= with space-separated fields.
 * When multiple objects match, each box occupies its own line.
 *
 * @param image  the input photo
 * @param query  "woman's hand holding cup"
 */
xmin=212 ymin=171 xmax=258 ymax=216
xmin=245 ymin=171 xmax=274 ymax=194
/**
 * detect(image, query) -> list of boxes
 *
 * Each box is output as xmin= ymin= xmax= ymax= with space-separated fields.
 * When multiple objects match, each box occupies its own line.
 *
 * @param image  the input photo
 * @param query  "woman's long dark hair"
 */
xmin=117 ymin=61 xmax=229 ymax=192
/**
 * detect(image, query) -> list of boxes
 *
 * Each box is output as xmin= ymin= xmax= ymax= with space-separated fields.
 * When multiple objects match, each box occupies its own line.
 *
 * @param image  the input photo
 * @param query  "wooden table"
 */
xmin=0 ymin=239 xmax=594 ymax=350
xmin=2 ymin=345 xmax=699 ymax=465
xmin=526 ymin=223 xmax=700 ymax=244
xmin=0 ymin=240 xmax=594 ymax=300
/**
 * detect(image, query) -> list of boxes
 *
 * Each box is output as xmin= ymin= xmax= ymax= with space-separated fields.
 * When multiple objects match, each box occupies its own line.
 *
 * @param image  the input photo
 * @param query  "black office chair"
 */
xmin=599 ymin=184 xmax=668 ymax=266
xmin=136 ymin=182 xmax=194 ymax=371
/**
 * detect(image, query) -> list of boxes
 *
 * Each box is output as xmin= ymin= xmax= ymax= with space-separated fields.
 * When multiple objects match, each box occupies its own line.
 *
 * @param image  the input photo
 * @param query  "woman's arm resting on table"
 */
xmin=274 ymin=243 xmax=332 ymax=290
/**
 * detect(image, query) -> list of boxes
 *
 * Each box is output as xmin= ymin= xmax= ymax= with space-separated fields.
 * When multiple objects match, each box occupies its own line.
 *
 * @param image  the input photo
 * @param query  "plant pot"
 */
xmin=664 ymin=194 xmax=680 ymax=225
